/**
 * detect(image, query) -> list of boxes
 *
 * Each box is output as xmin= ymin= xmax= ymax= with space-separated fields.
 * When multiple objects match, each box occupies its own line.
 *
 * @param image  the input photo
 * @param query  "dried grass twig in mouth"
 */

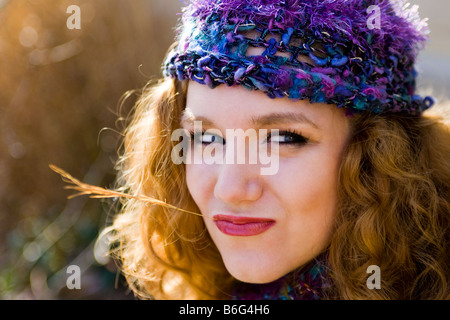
xmin=49 ymin=164 xmax=203 ymax=217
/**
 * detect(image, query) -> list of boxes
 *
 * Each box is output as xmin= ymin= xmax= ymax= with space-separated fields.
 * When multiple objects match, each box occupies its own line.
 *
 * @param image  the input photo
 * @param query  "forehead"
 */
xmin=184 ymin=81 xmax=350 ymax=131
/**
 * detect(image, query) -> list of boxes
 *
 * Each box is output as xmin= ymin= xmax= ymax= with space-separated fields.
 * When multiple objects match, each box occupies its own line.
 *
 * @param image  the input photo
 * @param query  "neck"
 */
xmin=232 ymin=253 xmax=329 ymax=300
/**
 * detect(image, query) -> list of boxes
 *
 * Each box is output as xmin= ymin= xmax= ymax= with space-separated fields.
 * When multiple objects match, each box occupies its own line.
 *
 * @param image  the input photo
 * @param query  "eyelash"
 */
xmin=187 ymin=129 xmax=309 ymax=146
xmin=268 ymin=129 xmax=309 ymax=145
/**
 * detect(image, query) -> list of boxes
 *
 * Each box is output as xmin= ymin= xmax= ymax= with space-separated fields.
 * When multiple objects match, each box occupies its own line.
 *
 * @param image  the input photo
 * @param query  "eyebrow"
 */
xmin=180 ymin=110 xmax=319 ymax=129
xmin=250 ymin=111 xmax=319 ymax=129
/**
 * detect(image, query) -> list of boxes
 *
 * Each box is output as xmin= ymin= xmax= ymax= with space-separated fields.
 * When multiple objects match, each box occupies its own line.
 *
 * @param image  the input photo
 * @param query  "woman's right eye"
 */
xmin=190 ymin=130 xmax=225 ymax=145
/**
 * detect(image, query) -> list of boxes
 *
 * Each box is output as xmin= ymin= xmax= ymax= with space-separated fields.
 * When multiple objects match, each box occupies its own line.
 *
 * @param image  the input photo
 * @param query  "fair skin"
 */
xmin=182 ymin=81 xmax=352 ymax=284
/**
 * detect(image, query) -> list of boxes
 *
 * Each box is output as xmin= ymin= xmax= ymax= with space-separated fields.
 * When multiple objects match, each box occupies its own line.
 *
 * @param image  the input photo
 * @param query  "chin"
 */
xmin=225 ymin=263 xmax=287 ymax=284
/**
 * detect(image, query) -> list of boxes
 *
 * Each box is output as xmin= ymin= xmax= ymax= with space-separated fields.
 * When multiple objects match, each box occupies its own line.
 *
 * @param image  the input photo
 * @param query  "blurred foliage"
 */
xmin=0 ymin=0 xmax=180 ymax=299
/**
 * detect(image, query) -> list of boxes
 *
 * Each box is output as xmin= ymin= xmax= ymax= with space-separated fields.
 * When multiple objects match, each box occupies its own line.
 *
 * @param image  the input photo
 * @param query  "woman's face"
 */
xmin=182 ymin=81 xmax=351 ymax=283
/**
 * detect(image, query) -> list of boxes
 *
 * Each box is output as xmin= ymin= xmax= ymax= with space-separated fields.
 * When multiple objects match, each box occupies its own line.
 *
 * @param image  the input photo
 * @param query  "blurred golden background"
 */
xmin=0 ymin=0 xmax=181 ymax=299
xmin=0 ymin=0 xmax=449 ymax=299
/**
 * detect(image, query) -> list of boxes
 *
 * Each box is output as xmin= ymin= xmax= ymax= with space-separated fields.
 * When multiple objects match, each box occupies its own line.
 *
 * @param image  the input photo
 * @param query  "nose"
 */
xmin=213 ymin=162 xmax=263 ymax=205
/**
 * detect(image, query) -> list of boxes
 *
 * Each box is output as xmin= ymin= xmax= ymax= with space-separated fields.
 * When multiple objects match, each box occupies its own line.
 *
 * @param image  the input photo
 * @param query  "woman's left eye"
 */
xmin=266 ymin=130 xmax=309 ymax=145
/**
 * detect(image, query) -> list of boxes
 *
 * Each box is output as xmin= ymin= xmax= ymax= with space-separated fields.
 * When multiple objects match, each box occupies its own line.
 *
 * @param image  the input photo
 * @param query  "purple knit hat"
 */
xmin=163 ymin=0 xmax=434 ymax=115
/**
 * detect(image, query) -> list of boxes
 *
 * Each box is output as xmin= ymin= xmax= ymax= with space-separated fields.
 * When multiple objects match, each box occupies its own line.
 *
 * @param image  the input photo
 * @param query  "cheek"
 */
xmin=185 ymin=163 xmax=214 ymax=210
xmin=276 ymin=148 xmax=342 ymax=247
xmin=274 ymin=149 xmax=341 ymax=212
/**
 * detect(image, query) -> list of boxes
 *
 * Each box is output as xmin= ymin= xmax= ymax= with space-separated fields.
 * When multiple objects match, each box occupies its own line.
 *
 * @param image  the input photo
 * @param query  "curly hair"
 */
xmin=108 ymin=77 xmax=450 ymax=299
xmin=328 ymin=107 xmax=450 ymax=299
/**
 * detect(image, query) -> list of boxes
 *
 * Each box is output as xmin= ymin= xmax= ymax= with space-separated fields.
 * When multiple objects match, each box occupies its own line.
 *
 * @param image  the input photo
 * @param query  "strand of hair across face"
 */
xmin=49 ymin=164 xmax=204 ymax=218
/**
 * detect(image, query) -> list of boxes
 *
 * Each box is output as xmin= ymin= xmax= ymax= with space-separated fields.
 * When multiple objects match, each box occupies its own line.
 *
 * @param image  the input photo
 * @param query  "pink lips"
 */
xmin=213 ymin=214 xmax=275 ymax=236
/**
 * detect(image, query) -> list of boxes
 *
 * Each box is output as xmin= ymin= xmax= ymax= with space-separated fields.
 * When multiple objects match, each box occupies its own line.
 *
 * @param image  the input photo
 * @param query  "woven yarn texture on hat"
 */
xmin=164 ymin=0 xmax=434 ymax=115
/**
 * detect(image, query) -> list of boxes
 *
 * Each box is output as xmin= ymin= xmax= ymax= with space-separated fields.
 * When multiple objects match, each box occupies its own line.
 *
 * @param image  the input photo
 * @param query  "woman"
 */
xmin=72 ymin=0 xmax=450 ymax=299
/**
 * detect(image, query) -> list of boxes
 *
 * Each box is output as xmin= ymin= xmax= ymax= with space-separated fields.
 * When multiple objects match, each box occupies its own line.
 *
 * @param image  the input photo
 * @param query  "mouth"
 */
xmin=212 ymin=214 xmax=276 ymax=237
